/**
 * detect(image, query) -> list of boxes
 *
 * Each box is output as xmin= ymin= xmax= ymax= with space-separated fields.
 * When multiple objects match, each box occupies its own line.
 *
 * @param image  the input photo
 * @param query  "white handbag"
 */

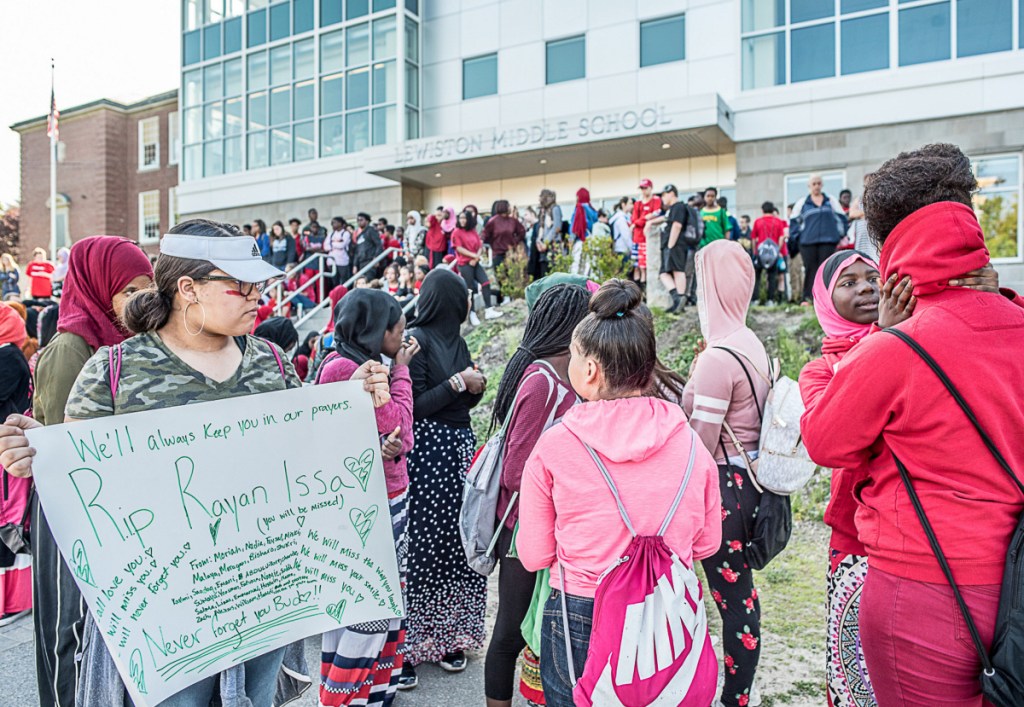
xmin=755 ymin=376 xmax=817 ymax=495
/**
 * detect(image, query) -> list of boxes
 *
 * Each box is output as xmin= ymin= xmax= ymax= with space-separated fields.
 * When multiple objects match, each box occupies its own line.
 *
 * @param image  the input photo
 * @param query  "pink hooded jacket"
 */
xmin=518 ymin=397 xmax=721 ymax=597
xmin=683 ymin=240 xmax=771 ymax=463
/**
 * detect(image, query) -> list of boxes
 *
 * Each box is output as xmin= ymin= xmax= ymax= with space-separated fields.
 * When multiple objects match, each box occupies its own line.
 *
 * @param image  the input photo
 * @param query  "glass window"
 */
xmin=347 ymin=67 xmax=370 ymax=108
xmin=791 ymin=0 xmax=833 ymax=23
xmin=899 ymin=2 xmax=950 ymax=66
xmin=372 ymin=105 xmax=394 ymax=146
xmin=405 ymin=19 xmax=418 ymax=62
xmin=272 ymin=126 xmax=292 ymax=164
xmin=225 ymin=58 xmax=243 ymax=95
xmin=203 ymin=24 xmax=222 ymax=59
xmin=270 ymin=85 xmax=291 ymax=124
xmin=204 ymin=140 xmax=224 ymax=177
xmin=347 ymin=0 xmax=368 ymax=19
xmin=546 ymin=36 xmax=585 ymax=84
xmin=184 ymin=70 xmax=203 ymax=106
xmin=226 ymin=0 xmax=245 ymax=17
xmin=248 ymin=51 xmax=268 ymax=89
xmin=321 ymin=73 xmax=345 ymax=113
xmin=791 ymin=22 xmax=835 ymax=82
xmin=742 ymin=32 xmax=785 ymax=89
xmin=405 ymin=61 xmax=419 ymax=107
xmin=321 ymin=115 xmax=345 ymax=156
xmin=348 ymin=23 xmax=370 ymax=65
xmin=406 ymin=0 xmax=417 ymax=14
xmin=957 ymin=0 xmax=1012 ymax=57
xmin=321 ymin=0 xmax=343 ymax=26
xmin=294 ymin=0 xmax=314 ymax=33
xmin=204 ymin=101 xmax=224 ymax=139
xmin=224 ymin=17 xmax=242 ymax=52
xmin=184 ymin=145 xmax=202 ymax=180
xmin=248 ymin=130 xmax=268 ymax=168
xmin=206 ymin=0 xmax=225 ymax=24
xmin=784 ymin=171 xmax=846 ymax=206
xmin=346 ymin=110 xmax=369 ymax=152
xmin=184 ymin=107 xmax=203 ymax=143
xmin=204 ymin=63 xmax=223 ymax=100
xmin=269 ymin=2 xmax=290 ymax=40
xmin=225 ymin=97 xmax=243 ymax=134
xmin=247 ymin=8 xmax=267 ymax=46
xmin=463 ymin=54 xmax=497 ymax=99
xmin=372 ymin=61 xmax=395 ymax=103
xmin=294 ymin=79 xmax=315 ymax=119
xmin=248 ymin=91 xmax=268 ymax=129
xmin=322 ymin=30 xmax=345 ymax=72
xmin=373 ymin=16 xmax=396 ymax=59
xmin=405 ymin=107 xmax=419 ymax=139
xmin=224 ymin=136 xmax=243 ymax=173
xmin=184 ymin=30 xmax=202 ymax=65
xmin=270 ymin=44 xmax=291 ymax=84
xmin=294 ymin=121 xmax=315 ymax=161
xmin=742 ymin=0 xmax=785 ymax=33
xmin=294 ymin=38 xmax=314 ymax=79
xmin=842 ymin=14 xmax=889 ymax=74
xmin=249 ymin=0 xmax=268 ymax=8
xmin=185 ymin=0 xmax=201 ymax=31
xmin=841 ymin=0 xmax=887 ymax=12
xmin=373 ymin=0 xmax=395 ymax=10
xmin=973 ymin=155 xmax=1021 ymax=259
xmin=639 ymin=15 xmax=686 ymax=67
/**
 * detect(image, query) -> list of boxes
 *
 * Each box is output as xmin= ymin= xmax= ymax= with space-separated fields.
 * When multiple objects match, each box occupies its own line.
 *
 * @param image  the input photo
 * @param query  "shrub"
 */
xmin=548 ymin=234 xmax=631 ymax=285
xmin=494 ymin=244 xmax=531 ymax=301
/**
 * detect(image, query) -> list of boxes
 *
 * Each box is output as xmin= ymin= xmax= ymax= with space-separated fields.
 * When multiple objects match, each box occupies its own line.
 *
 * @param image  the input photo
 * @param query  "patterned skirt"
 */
xmin=320 ymin=491 xmax=409 ymax=706
xmin=404 ymin=418 xmax=487 ymax=665
xmin=826 ymin=550 xmax=876 ymax=707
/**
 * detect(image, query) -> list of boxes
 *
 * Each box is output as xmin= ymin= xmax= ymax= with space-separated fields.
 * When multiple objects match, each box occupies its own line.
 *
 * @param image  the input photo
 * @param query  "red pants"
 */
xmin=860 ymin=565 xmax=999 ymax=707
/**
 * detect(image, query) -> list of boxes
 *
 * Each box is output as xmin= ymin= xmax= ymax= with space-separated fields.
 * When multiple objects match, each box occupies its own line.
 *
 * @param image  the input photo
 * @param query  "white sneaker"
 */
xmin=484 ymin=307 xmax=504 ymax=320
xmin=0 ymin=609 xmax=31 ymax=627
xmin=469 ymin=310 xmax=481 ymax=326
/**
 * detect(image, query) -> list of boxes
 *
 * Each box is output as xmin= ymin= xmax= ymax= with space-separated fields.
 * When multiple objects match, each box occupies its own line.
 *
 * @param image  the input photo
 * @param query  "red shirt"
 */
xmin=630 ymin=196 xmax=662 ymax=244
xmin=26 ymin=261 xmax=55 ymax=298
xmin=751 ymin=215 xmax=789 ymax=256
xmin=425 ymin=214 xmax=448 ymax=252
xmin=452 ymin=227 xmax=482 ymax=266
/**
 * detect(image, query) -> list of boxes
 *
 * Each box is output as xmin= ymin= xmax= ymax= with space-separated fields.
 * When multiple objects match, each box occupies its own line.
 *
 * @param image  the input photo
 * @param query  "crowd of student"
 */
xmin=0 ymin=141 xmax=1021 ymax=707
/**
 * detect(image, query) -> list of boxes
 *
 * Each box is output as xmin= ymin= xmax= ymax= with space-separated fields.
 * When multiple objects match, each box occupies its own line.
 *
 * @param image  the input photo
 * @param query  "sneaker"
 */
xmin=0 ymin=609 xmax=30 ymax=627
xmin=484 ymin=307 xmax=504 ymax=321
xmin=439 ymin=650 xmax=467 ymax=672
xmin=396 ymin=662 xmax=417 ymax=690
xmin=469 ymin=310 xmax=481 ymax=326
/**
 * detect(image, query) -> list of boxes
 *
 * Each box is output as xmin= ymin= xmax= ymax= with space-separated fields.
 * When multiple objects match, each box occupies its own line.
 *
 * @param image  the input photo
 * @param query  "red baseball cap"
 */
xmin=638 ymin=178 xmax=653 ymax=189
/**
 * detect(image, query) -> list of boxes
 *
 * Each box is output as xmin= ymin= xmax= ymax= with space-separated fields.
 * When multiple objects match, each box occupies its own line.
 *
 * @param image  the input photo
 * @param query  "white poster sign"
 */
xmin=27 ymin=381 xmax=402 ymax=706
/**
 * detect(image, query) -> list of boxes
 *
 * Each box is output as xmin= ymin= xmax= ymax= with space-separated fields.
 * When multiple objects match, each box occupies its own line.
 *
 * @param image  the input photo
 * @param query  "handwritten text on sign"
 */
xmin=27 ymin=381 xmax=402 ymax=706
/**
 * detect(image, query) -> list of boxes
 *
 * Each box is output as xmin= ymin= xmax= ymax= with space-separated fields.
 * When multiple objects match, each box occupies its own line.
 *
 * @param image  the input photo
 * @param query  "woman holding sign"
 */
xmin=400 ymin=268 xmax=487 ymax=688
xmin=0 ymin=219 xmax=391 ymax=707
xmin=317 ymin=289 xmax=420 ymax=706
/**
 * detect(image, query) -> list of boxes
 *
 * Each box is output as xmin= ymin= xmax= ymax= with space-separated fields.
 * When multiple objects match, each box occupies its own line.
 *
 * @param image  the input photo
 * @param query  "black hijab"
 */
xmin=411 ymin=268 xmax=467 ymax=337
xmin=254 ymin=316 xmax=299 ymax=353
xmin=334 ymin=289 xmax=403 ymax=365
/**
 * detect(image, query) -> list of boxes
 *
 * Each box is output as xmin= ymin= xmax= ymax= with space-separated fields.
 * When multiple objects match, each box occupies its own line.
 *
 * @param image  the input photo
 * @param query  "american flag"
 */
xmin=47 ymin=87 xmax=59 ymax=141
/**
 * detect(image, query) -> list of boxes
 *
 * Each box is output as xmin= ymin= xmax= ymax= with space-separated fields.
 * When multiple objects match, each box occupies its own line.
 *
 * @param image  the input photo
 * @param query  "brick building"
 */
xmin=10 ymin=90 xmax=179 ymax=256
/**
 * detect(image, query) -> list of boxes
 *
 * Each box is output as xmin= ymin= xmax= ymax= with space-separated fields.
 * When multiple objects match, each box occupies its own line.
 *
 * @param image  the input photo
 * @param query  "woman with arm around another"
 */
xmin=518 ymin=280 xmax=721 ymax=707
xmin=0 ymin=220 xmax=389 ymax=707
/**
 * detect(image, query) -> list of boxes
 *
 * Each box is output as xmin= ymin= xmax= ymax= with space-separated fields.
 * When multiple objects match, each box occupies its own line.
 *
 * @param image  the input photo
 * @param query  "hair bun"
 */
xmin=590 ymin=279 xmax=643 ymax=320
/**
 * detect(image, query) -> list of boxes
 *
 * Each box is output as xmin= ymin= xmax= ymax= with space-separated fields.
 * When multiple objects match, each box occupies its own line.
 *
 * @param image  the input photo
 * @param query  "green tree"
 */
xmin=0 ymin=204 xmax=19 ymax=258
xmin=976 ymin=195 xmax=1019 ymax=259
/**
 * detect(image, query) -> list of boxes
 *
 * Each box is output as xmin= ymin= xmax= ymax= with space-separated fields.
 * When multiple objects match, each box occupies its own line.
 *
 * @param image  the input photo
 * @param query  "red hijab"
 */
xmin=325 ymin=284 xmax=349 ymax=333
xmin=57 ymin=236 xmax=154 ymax=350
xmin=0 ymin=303 xmax=27 ymax=349
xmin=572 ymin=187 xmax=591 ymax=240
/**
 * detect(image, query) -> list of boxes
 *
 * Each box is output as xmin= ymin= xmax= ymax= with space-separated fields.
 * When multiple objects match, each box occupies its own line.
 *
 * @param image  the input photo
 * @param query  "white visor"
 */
xmin=159 ymin=234 xmax=284 ymax=283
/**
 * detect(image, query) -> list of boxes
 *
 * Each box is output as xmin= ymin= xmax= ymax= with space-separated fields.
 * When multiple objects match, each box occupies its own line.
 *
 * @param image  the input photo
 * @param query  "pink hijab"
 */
xmin=811 ymin=250 xmax=878 ymax=343
xmin=695 ymin=240 xmax=768 ymax=376
xmin=440 ymin=206 xmax=458 ymax=233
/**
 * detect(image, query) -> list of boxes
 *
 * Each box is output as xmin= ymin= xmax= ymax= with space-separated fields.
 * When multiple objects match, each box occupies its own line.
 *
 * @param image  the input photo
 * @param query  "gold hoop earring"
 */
xmin=183 ymin=300 xmax=206 ymax=336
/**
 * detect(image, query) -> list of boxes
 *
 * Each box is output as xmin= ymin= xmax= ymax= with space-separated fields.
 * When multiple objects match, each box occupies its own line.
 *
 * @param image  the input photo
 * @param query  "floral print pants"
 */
xmin=701 ymin=463 xmax=762 ymax=707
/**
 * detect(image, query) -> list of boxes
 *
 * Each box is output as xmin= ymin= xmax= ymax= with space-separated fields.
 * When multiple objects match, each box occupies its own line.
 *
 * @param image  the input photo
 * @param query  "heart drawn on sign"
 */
xmin=71 ymin=539 xmax=98 ymax=588
xmin=326 ymin=599 xmax=347 ymax=623
xmin=129 ymin=648 xmax=148 ymax=694
xmin=344 ymin=448 xmax=375 ymax=492
xmin=349 ymin=505 xmax=378 ymax=548
xmin=209 ymin=517 xmax=222 ymax=546
xmin=297 ymin=515 xmax=306 ymax=528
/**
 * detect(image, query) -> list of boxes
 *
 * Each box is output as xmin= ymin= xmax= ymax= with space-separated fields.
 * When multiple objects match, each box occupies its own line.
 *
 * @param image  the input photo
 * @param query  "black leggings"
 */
xmin=801 ymin=242 xmax=837 ymax=302
xmin=700 ymin=463 xmax=762 ymax=707
xmin=484 ymin=525 xmax=535 ymax=700
xmin=460 ymin=262 xmax=494 ymax=308
xmin=492 ymin=253 xmax=506 ymax=301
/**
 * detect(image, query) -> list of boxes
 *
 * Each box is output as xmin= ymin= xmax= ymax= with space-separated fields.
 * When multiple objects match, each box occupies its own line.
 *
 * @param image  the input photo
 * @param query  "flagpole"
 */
xmin=49 ymin=58 xmax=57 ymax=260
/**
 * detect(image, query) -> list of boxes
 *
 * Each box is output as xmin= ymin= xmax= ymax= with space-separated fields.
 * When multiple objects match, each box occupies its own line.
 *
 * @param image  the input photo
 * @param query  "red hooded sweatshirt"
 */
xmin=801 ymin=202 xmax=1024 ymax=585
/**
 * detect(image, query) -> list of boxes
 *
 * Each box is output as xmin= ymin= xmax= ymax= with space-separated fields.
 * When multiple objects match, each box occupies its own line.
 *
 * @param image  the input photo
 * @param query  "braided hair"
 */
xmin=489 ymin=283 xmax=591 ymax=435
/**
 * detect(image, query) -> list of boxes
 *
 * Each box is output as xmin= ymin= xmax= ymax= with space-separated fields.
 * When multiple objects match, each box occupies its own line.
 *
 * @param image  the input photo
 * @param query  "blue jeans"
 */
xmin=150 ymin=647 xmax=285 ymax=707
xmin=540 ymin=590 xmax=594 ymax=707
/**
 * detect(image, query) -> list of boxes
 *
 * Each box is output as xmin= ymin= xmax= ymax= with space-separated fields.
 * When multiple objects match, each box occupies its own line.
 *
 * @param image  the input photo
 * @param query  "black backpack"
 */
xmin=886 ymin=328 xmax=1024 ymax=707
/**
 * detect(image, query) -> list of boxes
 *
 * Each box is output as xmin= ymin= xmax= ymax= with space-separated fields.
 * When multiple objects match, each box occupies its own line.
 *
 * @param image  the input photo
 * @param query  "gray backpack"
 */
xmin=460 ymin=360 xmax=566 ymax=576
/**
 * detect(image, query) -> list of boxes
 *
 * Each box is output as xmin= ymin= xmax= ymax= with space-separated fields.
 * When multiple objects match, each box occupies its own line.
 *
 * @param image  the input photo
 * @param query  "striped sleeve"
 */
xmin=682 ymin=351 xmax=736 ymax=460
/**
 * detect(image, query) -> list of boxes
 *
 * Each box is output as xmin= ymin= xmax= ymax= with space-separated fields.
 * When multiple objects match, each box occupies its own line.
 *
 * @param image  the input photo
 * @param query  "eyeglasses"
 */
xmin=195 ymin=276 xmax=269 ymax=297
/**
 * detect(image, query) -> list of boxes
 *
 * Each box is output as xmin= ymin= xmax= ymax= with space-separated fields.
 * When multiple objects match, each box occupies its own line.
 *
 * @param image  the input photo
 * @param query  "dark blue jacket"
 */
xmin=790 ymin=193 xmax=847 ymax=247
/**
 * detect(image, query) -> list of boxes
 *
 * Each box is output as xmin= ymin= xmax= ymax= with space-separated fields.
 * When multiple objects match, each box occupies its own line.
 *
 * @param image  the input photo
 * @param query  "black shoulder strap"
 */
xmin=885 ymin=328 xmax=1024 ymax=496
xmin=713 ymin=346 xmax=763 ymax=423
